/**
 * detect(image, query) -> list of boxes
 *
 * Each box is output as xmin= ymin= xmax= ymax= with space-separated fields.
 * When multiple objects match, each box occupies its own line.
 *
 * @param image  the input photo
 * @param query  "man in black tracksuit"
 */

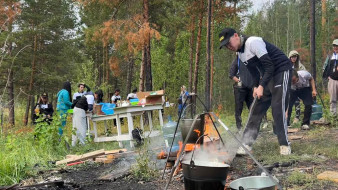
xmin=229 ymin=55 xmax=256 ymax=130
xmin=219 ymin=28 xmax=293 ymax=155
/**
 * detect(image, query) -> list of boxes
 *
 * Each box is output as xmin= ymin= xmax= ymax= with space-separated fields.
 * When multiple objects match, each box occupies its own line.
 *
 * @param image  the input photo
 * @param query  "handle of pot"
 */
xmin=180 ymin=103 xmax=197 ymax=119
xmin=189 ymin=134 xmax=213 ymax=166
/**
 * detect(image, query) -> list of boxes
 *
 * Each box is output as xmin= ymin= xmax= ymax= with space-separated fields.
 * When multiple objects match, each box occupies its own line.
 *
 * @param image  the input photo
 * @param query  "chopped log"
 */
xmin=56 ymin=149 xmax=105 ymax=165
xmin=317 ymin=171 xmax=338 ymax=183
xmin=95 ymin=158 xmax=114 ymax=164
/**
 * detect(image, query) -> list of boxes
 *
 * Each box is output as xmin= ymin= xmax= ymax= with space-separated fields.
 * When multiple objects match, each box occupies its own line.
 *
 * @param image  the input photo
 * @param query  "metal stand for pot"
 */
xmin=163 ymin=94 xmax=226 ymax=190
xmin=163 ymin=95 xmax=283 ymax=190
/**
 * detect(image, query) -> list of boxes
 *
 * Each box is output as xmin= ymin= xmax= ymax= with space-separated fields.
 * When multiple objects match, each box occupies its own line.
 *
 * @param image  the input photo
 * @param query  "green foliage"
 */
xmin=131 ymin=140 xmax=158 ymax=181
xmin=34 ymin=114 xmax=63 ymax=147
xmin=287 ymin=171 xmax=314 ymax=186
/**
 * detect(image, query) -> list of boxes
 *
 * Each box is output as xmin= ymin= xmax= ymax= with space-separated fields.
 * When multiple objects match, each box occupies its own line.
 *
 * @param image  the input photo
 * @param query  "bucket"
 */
xmin=229 ymin=176 xmax=277 ymax=190
xmin=179 ymin=115 xmax=204 ymax=144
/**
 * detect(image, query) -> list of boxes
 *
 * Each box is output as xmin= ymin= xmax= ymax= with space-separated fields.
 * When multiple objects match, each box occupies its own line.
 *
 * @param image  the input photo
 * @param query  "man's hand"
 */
xmin=232 ymin=76 xmax=240 ymax=83
xmin=253 ymin=85 xmax=264 ymax=99
xmin=312 ymin=90 xmax=317 ymax=97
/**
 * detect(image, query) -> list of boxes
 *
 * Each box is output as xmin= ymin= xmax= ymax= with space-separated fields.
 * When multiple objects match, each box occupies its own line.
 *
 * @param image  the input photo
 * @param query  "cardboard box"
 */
xmin=136 ymin=90 xmax=164 ymax=105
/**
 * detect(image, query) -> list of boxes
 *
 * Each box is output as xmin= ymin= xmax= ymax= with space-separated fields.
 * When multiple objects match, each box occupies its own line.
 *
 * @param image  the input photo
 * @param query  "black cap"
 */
xmin=41 ymin=92 xmax=48 ymax=98
xmin=219 ymin=28 xmax=236 ymax=49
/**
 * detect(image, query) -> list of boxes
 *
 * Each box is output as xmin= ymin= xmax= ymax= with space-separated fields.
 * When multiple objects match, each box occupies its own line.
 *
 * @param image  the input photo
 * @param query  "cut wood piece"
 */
xmin=287 ymin=128 xmax=300 ymax=133
xmin=56 ymin=149 xmax=105 ymax=165
xmin=66 ymin=155 xmax=79 ymax=159
xmin=317 ymin=171 xmax=338 ymax=183
xmin=289 ymin=135 xmax=303 ymax=140
xmin=105 ymin=148 xmax=127 ymax=155
xmin=95 ymin=157 xmax=114 ymax=164
xmin=107 ymin=154 xmax=115 ymax=159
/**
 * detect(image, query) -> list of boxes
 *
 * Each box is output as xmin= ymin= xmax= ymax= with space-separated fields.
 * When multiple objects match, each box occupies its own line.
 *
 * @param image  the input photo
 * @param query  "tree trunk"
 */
xmin=205 ymin=0 xmax=212 ymax=111
xmin=106 ymin=45 xmax=109 ymax=83
xmin=144 ymin=0 xmax=152 ymax=91
xmin=8 ymin=68 xmax=15 ymax=126
xmin=310 ymin=0 xmax=316 ymax=81
xmin=126 ymin=58 xmax=135 ymax=94
xmin=139 ymin=48 xmax=146 ymax=92
xmin=210 ymin=2 xmax=214 ymax=108
xmin=189 ymin=15 xmax=196 ymax=93
xmin=192 ymin=0 xmax=204 ymax=114
xmin=321 ymin=0 xmax=327 ymax=58
xmin=24 ymin=35 xmax=37 ymax=126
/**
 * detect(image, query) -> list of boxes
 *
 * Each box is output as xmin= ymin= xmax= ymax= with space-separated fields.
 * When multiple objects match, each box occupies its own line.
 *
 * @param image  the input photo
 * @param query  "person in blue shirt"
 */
xmin=178 ymin=85 xmax=189 ymax=118
xmin=57 ymin=81 xmax=72 ymax=135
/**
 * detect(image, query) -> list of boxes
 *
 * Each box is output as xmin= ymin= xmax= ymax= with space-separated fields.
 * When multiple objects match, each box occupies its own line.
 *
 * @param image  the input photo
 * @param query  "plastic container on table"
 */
xmin=129 ymin=98 xmax=139 ymax=106
xmin=100 ymin=103 xmax=116 ymax=115
xmin=67 ymin=109 xmax=73 ymax=114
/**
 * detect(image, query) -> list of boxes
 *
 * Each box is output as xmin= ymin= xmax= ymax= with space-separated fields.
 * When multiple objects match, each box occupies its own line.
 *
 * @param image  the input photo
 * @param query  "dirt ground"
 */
xmin=13 ymin=126 xmax=338 ymax=190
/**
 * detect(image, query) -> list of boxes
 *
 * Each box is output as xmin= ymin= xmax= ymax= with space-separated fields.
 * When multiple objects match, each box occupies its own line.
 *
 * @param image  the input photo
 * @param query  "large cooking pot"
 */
xmin=229 ymin=176 xmax=277 ymax=190
xmin=179 ymin=115 xmax=204 ymax=144
xmin=181 ymin=141 xmax=230 ymax=182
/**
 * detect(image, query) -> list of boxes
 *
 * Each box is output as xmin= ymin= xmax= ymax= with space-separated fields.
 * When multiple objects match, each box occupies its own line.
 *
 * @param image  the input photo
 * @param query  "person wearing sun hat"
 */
xmin=219 ymin=27 xmax=293 ymax=155
xmin=323 ymin=39 xmax=338 ymax=115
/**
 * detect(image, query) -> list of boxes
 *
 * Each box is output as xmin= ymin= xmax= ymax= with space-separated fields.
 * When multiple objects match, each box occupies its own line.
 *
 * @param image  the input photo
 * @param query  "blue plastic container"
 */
xmin=130 ymin=98 xmax=139 ymax=106
xmin=100 ymin=103 xmax=116 ymax=115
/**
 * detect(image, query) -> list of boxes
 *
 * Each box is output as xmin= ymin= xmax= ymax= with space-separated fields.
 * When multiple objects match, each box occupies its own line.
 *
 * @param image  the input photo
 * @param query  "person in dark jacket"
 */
xmin=219 ymin=28 xmax=293 ymax=155
xmin=33 ymin=93 xmax=54 ymax=124
xmin=229 ymin=55 xmax=254 ymax=130
xmin=323 ymin=39 xmax=338 ymax=115
xmin=72 ymin=96 xmax=88 ymax=146
xmin=57 ymin=82 xmax=72 ymax=135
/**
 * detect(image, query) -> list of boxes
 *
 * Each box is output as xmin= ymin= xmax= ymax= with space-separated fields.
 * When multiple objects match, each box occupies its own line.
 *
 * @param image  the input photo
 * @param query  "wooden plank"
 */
xmin=289 ymin=135 xmax=303 ymax=140
xmin=66 ymin=155 xmax=79 ymax=159
xmin=105 ymin=148 xmax=127 ymax=155
xmin=317 ymin=171 xmax=338 ymax=183
xmin=56 ymin=149 xmax=105 ymax=165
xmin=288 ymin=128 xmax=300 ymax=133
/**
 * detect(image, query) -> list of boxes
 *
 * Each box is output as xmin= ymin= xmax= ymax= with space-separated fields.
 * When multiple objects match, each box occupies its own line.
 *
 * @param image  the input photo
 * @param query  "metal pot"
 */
xmin=229 ymin=176 xmax=277 ymax=190
xmin=179 ymin=115 xmax=204 ymax=144
xmin=181 ymin=146 xmax=230 ymax=181
xmin=182 ymin=159 xmax=230 ymax=181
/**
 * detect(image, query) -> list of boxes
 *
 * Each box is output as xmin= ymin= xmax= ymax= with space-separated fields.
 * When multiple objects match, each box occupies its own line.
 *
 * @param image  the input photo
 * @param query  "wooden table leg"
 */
xmin=147 ymin=111 xmax=153 ymax=131
xmin=159 ymin=109 xmax=163 ymax=127
xmin=116 ymin=114 xmax=123 ymax=148
xmin=140 ymin=114 xmax=144 ymax=131
xmin=93 ymin=121 xmax=98 ymax=139
xmin=127 ymin=112 xmax=134 ymax=148
xmin=104 ymin=120 xmax=108 ymax=134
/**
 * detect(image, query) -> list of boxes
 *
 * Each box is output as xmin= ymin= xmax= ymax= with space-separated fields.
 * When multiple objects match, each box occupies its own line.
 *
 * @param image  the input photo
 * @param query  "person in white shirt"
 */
xmin=111 ymin=89 xmax=123 ymax=126
xmin=111 ymin=89 xmax=121 ymax=104
xmin=73 ymin=83 xmax=91 ymax=101
xmin=127 ymin=88 xmax=138 ymax=100
xmin=85 ymin=91 xmax=95 ymax=111
xmin=287 ymin=70 xmax=317 ymax=130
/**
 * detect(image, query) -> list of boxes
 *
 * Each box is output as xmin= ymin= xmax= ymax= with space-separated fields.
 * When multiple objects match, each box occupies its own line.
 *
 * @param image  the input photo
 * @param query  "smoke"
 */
xmin=182 ymin=137 xmax=239 ymax=165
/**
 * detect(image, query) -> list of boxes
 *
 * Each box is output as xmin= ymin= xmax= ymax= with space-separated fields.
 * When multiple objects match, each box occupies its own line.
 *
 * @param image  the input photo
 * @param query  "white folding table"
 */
xmin=89 ymin=104 xmax=163 ymax=147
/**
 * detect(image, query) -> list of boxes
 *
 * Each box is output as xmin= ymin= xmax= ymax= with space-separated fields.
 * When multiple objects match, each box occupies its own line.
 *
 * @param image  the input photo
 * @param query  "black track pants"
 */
xmin=242 ymin=70 xmax=291 ymax=146
xmin=234 ymin=86 xmax=254 ymax=130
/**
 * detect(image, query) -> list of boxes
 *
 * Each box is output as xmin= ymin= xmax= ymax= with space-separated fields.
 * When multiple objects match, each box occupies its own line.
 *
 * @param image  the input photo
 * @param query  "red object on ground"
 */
xmin=67 ymin=161 xmax=84 ymax=166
